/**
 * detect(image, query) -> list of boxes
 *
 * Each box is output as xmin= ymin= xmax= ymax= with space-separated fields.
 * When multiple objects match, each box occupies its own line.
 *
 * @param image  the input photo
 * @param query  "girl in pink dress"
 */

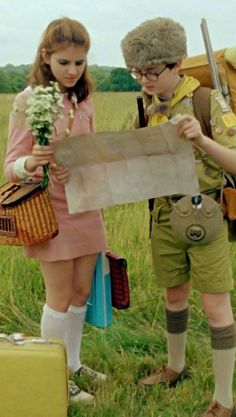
xmin=4 ymin=17 xmax=107 ymax=403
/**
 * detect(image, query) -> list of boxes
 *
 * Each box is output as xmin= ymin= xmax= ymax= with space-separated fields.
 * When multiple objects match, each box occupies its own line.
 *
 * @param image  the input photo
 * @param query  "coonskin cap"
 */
xmin=121 ymin=17 xmax=187 ymax=69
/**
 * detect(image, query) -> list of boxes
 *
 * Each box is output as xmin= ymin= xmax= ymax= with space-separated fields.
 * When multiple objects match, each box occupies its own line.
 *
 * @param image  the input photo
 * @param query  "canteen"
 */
xmin=170 ymin=194 xmax=224 ymax=245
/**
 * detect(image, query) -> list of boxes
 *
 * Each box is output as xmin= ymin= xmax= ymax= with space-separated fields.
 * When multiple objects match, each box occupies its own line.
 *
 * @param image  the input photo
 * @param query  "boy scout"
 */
xmin=121 ymin=17 xmax=236 ymax=417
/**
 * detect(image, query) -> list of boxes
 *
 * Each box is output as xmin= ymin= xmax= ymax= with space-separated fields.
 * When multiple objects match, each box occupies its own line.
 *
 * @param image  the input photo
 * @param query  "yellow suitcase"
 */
xmin=0 ymin=333 xmax=68 ymax=417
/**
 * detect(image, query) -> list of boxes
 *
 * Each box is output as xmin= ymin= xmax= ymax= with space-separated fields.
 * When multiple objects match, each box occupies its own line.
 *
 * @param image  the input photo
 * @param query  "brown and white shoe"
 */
xmin=75 ymin=365 xmax=107 ymax=382
xmin=140 ymin=364 xmax=189 ymax=387
xmin=201 ymin=401 xmax=236 ymax=417
xmin=68 ymin=380 xmax=94 ymax=403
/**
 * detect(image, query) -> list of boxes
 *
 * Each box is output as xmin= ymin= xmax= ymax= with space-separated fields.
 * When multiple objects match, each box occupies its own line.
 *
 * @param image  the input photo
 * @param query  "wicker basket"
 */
xmin=0 ymin=180 xmax=58 ymax=246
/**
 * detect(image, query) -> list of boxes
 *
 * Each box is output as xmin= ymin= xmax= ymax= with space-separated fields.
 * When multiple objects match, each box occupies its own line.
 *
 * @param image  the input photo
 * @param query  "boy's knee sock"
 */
xmin=65 ymin=304 xmax=87 ymax=373
xmin=40 ymin=304 xmax=68 ymax=341
xmin=166 ymin=306 xmax=189 ymax=373
xmin=210 ymin=323 xmax=236 ymax=409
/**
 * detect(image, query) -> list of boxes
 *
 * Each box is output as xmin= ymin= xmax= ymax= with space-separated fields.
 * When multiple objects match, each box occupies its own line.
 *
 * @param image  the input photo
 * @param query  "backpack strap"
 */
xmin=192 ymin=86 xmax=212 ymax=138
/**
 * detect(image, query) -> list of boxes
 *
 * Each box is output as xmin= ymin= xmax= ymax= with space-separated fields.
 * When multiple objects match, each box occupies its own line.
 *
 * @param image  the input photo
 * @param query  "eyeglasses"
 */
xmin=129 ymin=64 xmax=169 ymax=81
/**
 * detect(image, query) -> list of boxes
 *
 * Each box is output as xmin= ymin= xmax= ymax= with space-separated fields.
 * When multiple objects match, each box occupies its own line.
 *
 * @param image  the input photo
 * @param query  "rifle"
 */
xmin=201 ymin=19 xmax=236 ymax=238
xmin=136 ymin=95 xmax=154 ymax=237
xmin=136 ymin=95 xmax=146 ymax=128
xmin=200 ymin=18 xmax=230 ymax=103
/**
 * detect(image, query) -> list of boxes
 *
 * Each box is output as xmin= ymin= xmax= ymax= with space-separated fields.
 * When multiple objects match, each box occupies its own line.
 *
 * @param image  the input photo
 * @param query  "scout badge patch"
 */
xmin=170 ymin=194 xmax=224 ymax=245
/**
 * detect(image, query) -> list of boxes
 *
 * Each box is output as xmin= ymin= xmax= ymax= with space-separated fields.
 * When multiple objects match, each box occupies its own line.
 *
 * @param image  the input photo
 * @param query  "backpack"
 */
xmin=180 ymin=47 xmax=236 ymax=113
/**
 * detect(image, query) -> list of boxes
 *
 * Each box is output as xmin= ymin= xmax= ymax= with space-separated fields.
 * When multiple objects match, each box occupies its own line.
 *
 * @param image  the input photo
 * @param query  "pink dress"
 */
xmin=4 ymin=90 xmax=107 ymax=261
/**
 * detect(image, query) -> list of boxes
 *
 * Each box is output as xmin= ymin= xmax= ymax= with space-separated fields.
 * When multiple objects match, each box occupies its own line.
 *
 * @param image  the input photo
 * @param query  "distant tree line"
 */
xmin=0 ymin=64 xmax=29 ymax=92
xmin=0 ymin=64 xmax=141 ymax=93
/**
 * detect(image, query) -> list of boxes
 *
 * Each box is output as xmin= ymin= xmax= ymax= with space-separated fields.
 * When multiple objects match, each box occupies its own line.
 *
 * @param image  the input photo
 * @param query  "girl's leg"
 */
xmin=39 ymin=258 xmax=96 ymax=402
xmin=40 ymin=259 xmax=74 ymax=312
xmin=66 ymin=254 xmax=97 ymax=372
xmin=40 ymin=259 xmax=74 ymax=341
xmin=41 ymin=304 xmax=68 ymax=340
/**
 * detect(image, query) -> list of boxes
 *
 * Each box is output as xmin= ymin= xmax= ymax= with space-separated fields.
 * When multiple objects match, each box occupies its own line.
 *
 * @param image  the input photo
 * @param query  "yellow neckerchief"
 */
xmin=149 ymin=75 xmax=200 ymax=126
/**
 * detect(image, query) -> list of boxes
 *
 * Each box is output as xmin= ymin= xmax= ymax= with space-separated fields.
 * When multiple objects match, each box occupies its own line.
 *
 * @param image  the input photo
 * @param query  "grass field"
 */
xmin=0 ymin=92 xmax=235 ymax=417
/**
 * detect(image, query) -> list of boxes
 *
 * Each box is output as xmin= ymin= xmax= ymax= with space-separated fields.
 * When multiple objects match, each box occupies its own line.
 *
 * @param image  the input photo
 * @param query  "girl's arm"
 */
xmin=5 ymin=94 xmax=54 ymax=182
xmin=4 ymin=111 xmax=35 ymax=182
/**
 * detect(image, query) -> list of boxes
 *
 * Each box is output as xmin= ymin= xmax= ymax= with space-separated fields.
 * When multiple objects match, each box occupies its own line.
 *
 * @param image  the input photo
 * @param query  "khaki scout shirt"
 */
xmin=148 ymin=75 xmax=236 ymax=197
xmin=171 ymin=89 xmax=236 ymax=194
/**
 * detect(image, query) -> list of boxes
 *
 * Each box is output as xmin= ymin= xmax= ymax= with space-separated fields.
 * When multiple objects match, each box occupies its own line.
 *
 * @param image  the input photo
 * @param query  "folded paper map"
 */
xmin=54 ymin=117 xmax=199 ymax=213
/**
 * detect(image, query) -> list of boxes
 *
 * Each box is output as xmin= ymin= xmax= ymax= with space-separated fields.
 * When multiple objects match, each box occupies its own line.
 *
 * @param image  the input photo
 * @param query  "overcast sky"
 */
xmin=0 ymin=0 xmax=235 ymax=68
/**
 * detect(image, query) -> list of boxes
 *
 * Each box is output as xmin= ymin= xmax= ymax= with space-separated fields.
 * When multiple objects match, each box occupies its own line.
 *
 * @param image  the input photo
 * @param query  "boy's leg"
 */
xmin=202 ymin=293 xmax=236 ymax=408
xmin=166 ymin=306 xmax=189 ymax=373
xmin=211 ymin=327 xmax=236 ymax=406
xmin=140 ymin=283 xmax=190 ymax=386
xmin=143 ymin=203 xmax=191 ymax=386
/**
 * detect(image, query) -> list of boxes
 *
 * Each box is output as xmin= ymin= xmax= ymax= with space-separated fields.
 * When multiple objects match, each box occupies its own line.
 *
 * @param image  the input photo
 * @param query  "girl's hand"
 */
xmin=25 ymin=144 xmax=55 ymax=172
xmin=49 ymin=163 xmax=71 ymax=184
xmin=176 ymin=114 xmax=205 ymax=146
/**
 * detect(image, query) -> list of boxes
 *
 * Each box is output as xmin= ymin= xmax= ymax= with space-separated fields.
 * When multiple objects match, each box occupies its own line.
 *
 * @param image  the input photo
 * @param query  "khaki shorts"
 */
xmin=151 ymin=202 xmax=233 ymax=293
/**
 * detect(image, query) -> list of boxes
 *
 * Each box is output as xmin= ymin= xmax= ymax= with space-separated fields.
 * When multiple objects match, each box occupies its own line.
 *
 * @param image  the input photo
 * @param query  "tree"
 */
xmin=89 ymin=65 xmax=110 ymax=91
xmin=0 ymin=64 xmax=141 ymax=93
xmin=0 ymin=70 xmax=11 ymax=93
xmin=107 ymin=68 xmax=140 ymax=92
xmin=0 ymin=64 xmax=30 ymax=93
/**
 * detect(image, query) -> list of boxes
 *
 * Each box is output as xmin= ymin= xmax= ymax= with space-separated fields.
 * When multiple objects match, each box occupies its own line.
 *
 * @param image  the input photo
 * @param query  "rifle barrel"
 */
xmin=200 ymin=19 xmax=222 ymax=92
xmin=200 ymin=18 xmax=230 ymax=102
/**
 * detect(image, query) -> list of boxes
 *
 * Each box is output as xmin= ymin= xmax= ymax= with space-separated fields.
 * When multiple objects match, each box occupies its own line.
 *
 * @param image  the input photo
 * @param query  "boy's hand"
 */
xmin=176 ymin=114 xmax=205 ymax=146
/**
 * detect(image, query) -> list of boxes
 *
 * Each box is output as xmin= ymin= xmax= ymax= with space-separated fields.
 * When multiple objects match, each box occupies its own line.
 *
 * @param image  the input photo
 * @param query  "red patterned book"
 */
xmin=106 ymin=251 xmax=130 ymax=309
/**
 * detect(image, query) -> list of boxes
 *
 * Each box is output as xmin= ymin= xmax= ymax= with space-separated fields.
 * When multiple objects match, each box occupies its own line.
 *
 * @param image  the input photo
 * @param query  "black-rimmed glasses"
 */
xmin=129 ymin=64 xmax=170 ymax=81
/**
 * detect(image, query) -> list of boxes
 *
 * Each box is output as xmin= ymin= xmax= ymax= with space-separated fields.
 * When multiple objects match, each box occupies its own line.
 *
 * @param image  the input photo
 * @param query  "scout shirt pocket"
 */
xmin=210 ymin=90 xmax=236 ymax=148
xmin=193 ymin=147 xmax=223 ymax=193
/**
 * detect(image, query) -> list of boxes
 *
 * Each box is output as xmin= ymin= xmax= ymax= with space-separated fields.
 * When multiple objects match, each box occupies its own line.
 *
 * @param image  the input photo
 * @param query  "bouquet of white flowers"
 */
xmin=26 ymin=81 xmax=63 ymax=187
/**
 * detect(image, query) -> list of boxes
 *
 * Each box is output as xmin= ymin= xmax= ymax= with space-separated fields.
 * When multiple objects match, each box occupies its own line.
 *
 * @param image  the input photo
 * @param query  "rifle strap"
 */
xmin=192 ymin=86 xmax=212 ymax=138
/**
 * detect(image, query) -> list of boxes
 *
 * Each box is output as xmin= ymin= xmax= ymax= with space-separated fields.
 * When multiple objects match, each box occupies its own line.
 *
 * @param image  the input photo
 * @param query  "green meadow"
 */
xmin=0 ymin=92 xmax=235 ymax=417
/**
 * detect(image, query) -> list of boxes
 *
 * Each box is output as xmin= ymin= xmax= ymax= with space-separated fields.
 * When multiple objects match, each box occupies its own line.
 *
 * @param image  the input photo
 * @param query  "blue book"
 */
xmin=86 ymin=253 xmax=112 ymax=328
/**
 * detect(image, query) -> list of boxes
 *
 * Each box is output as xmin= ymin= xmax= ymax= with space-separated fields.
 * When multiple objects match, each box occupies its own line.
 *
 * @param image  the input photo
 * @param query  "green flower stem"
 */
xmin=41 ymin=165 xmax=49 ymax=188
xmin=35 ymin=130 xmax=50 ymax=188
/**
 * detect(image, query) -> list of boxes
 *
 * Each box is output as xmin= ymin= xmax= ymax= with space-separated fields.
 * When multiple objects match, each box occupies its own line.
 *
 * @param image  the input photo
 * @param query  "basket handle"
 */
xmin=0 ymin=184 xmax=20 ymax=204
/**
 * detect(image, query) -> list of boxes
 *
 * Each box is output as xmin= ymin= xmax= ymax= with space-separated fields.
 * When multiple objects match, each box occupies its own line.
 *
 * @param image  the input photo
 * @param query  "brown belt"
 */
xmin=165 ymin=195 xmax=184 ymax=205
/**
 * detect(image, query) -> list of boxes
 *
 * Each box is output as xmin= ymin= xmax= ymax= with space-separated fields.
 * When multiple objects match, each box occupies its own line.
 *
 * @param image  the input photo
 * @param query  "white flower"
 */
xmin=26 ymin=81 xmax=64 ymax=145
xmin=25 ymin=81 xmax=64 ymax=187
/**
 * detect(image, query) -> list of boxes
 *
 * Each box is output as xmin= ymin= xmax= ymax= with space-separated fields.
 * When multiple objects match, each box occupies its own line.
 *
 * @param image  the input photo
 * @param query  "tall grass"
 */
xmin=0 ymin=92 xmax=235 ymax=417
xmin=93 ymin=92 xmax=138 ymax=132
